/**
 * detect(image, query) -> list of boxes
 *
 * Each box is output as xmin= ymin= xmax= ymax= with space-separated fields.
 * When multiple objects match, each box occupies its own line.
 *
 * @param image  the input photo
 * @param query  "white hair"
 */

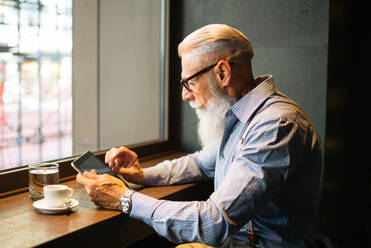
xmin=178 ymin=24 xmax=254 ymax=64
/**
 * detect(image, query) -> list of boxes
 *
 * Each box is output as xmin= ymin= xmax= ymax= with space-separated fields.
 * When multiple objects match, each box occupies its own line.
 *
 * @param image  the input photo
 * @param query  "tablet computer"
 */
xmin=71 ymin=151 xmax=143 ymax=190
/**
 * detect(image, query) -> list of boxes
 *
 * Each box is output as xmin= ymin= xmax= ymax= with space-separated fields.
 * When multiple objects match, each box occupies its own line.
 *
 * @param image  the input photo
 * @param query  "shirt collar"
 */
xmin=230 ymin=75 xmax=276 ymax=124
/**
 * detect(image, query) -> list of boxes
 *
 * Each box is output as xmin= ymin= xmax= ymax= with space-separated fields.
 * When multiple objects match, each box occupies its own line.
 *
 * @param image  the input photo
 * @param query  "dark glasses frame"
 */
xmin=180 ymin=61 xmax=234 ymax=92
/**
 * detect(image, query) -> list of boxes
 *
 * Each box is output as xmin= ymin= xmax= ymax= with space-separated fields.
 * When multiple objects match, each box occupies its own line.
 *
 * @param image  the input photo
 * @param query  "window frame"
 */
xmin=0 ymin=140 xmax=175 ymax=197
xmin=0 ymin=0 xmax=182 ymax=197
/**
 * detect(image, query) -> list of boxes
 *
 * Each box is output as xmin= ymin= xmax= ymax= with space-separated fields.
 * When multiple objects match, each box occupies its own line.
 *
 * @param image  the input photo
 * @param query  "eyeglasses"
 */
xmin=180 ymin=62 xmax=218 ymax=92
xmin=180 ymin=61 xmax=234 ymax=93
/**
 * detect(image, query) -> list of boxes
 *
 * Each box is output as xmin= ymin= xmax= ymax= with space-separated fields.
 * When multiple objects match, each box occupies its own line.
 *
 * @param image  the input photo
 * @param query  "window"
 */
xmin=0 ymin=0 xmax=169 ymax=175
xmin=0 ymin=0 xmax=72 ymax=170
xmin=73 ymin=0 xmax=168 ymax=155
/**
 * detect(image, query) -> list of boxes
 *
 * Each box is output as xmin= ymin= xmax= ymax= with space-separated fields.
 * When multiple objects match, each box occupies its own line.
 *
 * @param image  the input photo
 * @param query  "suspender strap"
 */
xmin=246 ymin=231 xmax=255 ymax=247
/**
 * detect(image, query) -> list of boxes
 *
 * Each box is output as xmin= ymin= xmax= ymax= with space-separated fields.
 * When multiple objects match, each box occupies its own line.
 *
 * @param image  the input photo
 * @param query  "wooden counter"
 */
xmin=0 ymin=152 xmax=213 ymax=248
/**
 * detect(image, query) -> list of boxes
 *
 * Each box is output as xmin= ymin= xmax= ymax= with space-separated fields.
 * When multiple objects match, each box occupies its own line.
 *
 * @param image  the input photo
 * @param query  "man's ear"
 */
xmin=216 ymin=60 xmax=231 ymax=87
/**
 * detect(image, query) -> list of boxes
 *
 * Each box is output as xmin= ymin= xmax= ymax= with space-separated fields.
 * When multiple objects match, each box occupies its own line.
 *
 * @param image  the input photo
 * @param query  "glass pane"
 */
xmin=0 ymin=0 xmax=72 ymax=170
xmin=73 ymin=0 xmax=168 ymax=154
xmin=99 ymin=0 xmax=164 ymax=148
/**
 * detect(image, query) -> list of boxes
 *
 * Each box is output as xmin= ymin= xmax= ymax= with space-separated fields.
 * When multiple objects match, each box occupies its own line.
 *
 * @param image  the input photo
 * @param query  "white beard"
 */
xmin=190 ymin=80 xmax=236 ymax=152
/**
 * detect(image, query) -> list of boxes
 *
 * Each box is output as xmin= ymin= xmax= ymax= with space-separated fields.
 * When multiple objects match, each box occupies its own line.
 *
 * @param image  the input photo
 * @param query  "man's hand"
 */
xmin=105 ymin=147 xmax=144 ymax=185
xmin=76 ymin=171 xmax=128 ymax=210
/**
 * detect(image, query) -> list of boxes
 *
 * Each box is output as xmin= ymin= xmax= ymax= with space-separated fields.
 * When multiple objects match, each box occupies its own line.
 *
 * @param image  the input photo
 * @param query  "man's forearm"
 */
xmin=143 ymin=153 xmax=207 ymax=186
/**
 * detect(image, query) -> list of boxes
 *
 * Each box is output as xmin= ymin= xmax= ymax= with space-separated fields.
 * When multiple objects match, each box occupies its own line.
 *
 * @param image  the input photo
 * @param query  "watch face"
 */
xmin=120 ymin=190 xmax=134 ymax=213
xmin=120 ymin=198 xmax=130 ymax=213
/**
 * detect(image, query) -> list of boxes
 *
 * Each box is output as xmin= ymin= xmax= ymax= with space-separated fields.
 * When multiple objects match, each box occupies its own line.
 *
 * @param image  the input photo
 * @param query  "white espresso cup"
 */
xmin=43 ymin=184 xmax=73 ymax=208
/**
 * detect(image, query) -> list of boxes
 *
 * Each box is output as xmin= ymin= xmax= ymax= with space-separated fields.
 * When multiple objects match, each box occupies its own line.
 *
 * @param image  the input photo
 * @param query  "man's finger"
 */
xmin=76 ymin=173 xmax=96 ymax=186
xmin=112 ymin=166 xmax=131 ymax=176
xmin=83 ymin=171 xmax=100 ymax=179
xmin=114 ymin=157 xmax=125 ymax=168
xmin=105 ymin=149 xmax=112 ymax=163
xmin=105 ymin=147 xmax=118 ymax=164
xmin=127 ymin=157 xmax=138 ymax=168
xmin=110 ymin=147 xmax=123 ymax=161
xmin=108 ymin=159 xmax=114 ymax=168
xmin=119 ymin=167 xmax=131 ymax=175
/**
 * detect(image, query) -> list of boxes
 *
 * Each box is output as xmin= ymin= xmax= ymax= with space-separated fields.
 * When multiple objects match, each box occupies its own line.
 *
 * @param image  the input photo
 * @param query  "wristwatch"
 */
xmin=119 ymin=189 xmax=135 ymax=214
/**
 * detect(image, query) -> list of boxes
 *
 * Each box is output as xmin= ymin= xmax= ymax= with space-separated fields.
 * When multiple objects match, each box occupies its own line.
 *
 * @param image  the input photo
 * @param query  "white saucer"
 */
xmin=33 ymin=198 xmax=79 ymax=214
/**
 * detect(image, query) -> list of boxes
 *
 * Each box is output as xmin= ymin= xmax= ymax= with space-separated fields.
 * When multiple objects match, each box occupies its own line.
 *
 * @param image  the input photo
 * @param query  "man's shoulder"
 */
xmin=246 ymin=92 xmax=313 ymax=134
xmin=257 ymin=93 xmax=302 ymax=118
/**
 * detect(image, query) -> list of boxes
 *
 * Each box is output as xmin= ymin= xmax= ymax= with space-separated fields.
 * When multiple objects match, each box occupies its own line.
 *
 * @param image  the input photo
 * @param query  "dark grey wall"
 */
xmin=177 ymin=0 xmax=329 ymax=153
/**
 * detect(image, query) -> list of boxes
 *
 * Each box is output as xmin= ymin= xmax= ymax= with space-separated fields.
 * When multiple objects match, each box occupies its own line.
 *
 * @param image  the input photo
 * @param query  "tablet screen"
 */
xmin=72 ymin=151 xmax=112 ymax=175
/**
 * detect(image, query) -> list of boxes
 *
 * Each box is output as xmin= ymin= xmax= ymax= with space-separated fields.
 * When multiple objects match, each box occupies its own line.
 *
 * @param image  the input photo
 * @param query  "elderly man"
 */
xmin=77 ymin=24 xmax=322 ymax=248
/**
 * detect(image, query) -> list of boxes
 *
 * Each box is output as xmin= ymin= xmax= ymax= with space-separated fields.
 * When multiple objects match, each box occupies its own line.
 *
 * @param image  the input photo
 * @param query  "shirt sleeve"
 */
xmin=130 ymin=111 xmax=307 ymax=246
xmin=130 ymin=192 xmax=230 ymax=246
xmin=143 ymin=151 xmax=214 ymax=186
xmin=196 ymin=148 xmax=218 ymax=178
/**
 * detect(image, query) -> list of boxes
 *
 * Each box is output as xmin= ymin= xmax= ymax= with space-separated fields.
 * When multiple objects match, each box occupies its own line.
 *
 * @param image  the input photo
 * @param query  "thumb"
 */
xmin=76 ymin=172 xmax=96 ymax=187
xmin=83 ymin=171 xmax=100 ymax=179
xmin=112 ymin=166 xmax=130 ymax=176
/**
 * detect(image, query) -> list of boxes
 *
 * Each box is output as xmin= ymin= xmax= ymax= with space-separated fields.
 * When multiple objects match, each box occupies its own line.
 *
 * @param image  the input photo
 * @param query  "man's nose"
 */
xmin=182 ymin=87 xmax=195 ymax=101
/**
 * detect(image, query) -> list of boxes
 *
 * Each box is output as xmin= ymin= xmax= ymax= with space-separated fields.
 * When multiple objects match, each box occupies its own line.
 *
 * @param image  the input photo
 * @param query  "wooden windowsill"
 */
xmin=0 ymin=151 xmax=213 ymax=248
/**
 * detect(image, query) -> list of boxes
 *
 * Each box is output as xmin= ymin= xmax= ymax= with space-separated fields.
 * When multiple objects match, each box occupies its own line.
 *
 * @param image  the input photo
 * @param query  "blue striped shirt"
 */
xmin=130 ymin=75 xmax=322 ymax=247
